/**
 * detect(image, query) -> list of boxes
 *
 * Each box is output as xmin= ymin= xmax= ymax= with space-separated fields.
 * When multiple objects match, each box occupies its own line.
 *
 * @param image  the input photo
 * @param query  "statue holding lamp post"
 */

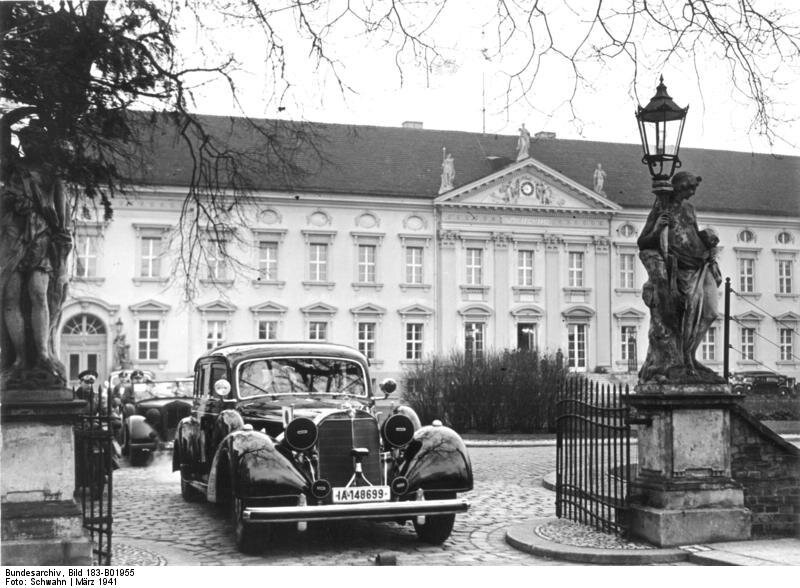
xmin=626 ymin=76 xmax=751 ymax=547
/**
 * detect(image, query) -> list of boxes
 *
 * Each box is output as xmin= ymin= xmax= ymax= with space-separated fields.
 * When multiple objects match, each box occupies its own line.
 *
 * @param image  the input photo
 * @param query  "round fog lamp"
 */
xmin=390 ymin=476 xmax=409 ymax=496
xmin=285 ymin=417 xmax=318 ymax=451
xmin=311 ymin=479 xmax=331 ymax=499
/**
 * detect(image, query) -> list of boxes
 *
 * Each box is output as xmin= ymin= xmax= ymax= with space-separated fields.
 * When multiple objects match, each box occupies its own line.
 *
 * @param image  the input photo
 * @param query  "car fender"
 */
xmin=172 ymin=416 xmax=200 ymax=472
xmin=206 ymin=429 xmax=307 ymax=503
xmin=400 ymin=424 xmax=473 ymax=494
xmin=126 ymin=414 xmax=157 ymax=445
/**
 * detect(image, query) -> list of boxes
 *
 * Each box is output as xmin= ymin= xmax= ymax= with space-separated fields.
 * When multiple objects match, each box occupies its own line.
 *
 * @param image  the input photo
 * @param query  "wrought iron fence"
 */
xmin=74 ymin=393 xmax=114 ymax=565
xmin=555 ymin=377 xmax=632 ymax=535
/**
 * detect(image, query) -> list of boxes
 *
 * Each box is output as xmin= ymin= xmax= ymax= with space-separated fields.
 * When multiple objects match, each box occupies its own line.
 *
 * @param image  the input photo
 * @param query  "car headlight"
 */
xmin=382 ymin=413 xmax=415 ymax=448
xmin=285 ymin=417 xmax=318 ymax=452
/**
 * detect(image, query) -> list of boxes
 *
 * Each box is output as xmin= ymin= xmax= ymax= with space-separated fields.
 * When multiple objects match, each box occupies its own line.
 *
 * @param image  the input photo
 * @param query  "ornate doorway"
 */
xmin=61 ymin=313 xmax=107 ymax=386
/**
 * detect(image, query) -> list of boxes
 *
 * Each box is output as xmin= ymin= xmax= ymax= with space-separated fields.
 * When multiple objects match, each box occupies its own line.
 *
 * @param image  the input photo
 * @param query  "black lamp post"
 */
xmin=635 ymin=75 xmax=688 ymax=182
xmin=114 ymin=317 xmax=123 ymax=337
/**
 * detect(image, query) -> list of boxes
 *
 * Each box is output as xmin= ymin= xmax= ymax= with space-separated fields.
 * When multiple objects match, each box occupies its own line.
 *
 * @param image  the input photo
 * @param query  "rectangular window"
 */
xmin=357 ymin=322 xmax=376 ymax=360
xmin=206 ymin=240 xmax=227 ymax=280
xmin=778 ymin=260 xmax=793 ymax=294
xmin=358 ymin=244 xmax=376 ymax=283
xmin=620 ymin=326 xmax=637 ymax=361
xmin=406 ymin=323 xmax=423 ymax=360
xmin=780 ymin=328 xmax=794 ymax=362
xmin=464 ymin=322 xmax=485 ymax=357
xmin=466 ymin=248 xmax=483 ymax=285
xmin=619 ymin=253 xmax=635 ymax=289
xmin=517 ymin=250 xmax=534 ymax=287
xmin=740 ymin=327 xmax=755 ymax=361
xmin=308 ymin=321 xmax=327 ymax=341
xmin=257 ymin=320 xmax=277 ymax=341
xmin=567 ymin=324 xmax=587 ymax=369
xmin=568 ymin=252 xmax=584 ymax=288
xmin=739 ymin=258 xmax=755 ymax=293
xmin=206 ymin=320 xmax=226 ymax=350
xmin=405 ymin=246 xmax=423 ymax=284
xmin=75 ymin=235 xmax=97 ymax=278
xmin=702 ymin=327 xmax=717 ymax=361
xmin=258 ymin=241 xmax=278 ymax=281
xmin=140 ymin=236 xmax=162 ymax=278
xmin=517 ymin=323 xmax=538 ymax=350
xmin=309 ymin=244 xmax=328 ymax=282
xmin=137 ymin=320 xmax=159 ymax=360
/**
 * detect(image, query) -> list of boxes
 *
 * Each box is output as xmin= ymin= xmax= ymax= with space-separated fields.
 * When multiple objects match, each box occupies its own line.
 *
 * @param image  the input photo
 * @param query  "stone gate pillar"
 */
xmin=626 ymin=383 xmax=751 ymax=547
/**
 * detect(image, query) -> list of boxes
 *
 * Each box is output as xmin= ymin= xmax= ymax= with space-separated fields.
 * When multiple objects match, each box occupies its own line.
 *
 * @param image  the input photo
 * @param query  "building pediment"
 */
xmin=300 ymin=302 xmax=338 ymax=315
xmin=249 ymin=301 xmax=288 ymax=314
xmin=350 ymin=303 xmax=387 ymax=316
xmin=129 ymin=299 xmax=171 ymax=315
xmin=435 ymin=158 xmax=620 ymax=212
xmin=397 ymin=304 xmax=434 ymax=317
xmin=197 ymin=300 xmax=237 ymax=315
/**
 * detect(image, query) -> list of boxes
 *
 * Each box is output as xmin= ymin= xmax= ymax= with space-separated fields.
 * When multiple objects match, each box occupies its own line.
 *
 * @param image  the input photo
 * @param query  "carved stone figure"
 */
xmin=439 ymin=152 xmax=455 ymax=194
xmin=516 ymin=124 xmax=531 ymax=161
xmin=113 ymin=333 xmax=131 ymax=369
xmin=593 ymin=163 xmax=607 ymax=194
xmin=637 ymin=172 xmax=724 ymax=384
xmin=0 ymin=120 xmax=72 ymax=388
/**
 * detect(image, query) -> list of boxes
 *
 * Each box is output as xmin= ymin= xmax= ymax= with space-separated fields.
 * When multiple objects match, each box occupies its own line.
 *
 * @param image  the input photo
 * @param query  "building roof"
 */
xmin=136 ymin=113 xmax=800 ymax=217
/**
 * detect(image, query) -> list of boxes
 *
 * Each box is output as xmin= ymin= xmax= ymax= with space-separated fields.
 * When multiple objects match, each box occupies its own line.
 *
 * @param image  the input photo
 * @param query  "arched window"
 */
xmin=62 ymin=313 xmax=106 ymax=335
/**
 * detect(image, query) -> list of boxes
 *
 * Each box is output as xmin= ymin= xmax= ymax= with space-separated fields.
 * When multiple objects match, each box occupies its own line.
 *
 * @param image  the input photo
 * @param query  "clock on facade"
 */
xmin=521 ymin=181 xmax=535 ymax=196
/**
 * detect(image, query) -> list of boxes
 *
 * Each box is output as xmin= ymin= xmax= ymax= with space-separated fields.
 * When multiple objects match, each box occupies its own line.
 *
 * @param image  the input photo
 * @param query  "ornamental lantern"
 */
xmin=635 ymin=76 xmax=688 ymax=180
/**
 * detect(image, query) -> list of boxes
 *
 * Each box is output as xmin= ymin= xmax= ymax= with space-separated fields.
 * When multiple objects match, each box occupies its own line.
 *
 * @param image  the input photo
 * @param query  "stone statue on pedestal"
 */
xmin=636 ymin=171 xmax=724 ymax=384
xmin=516 ymin=124 xmax=530 ymax=161
xmin=0 ymin=119 xmax=72 ymax=389
xmin=439 ymin=151 xmax=455 ymax=194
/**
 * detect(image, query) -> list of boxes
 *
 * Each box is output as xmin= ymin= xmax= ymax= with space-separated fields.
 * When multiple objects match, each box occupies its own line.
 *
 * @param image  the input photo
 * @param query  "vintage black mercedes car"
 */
xmin=121 ymin=378 xmax=194 ymax=465
xmin=173 ymin=342 xmax=473 ymax=552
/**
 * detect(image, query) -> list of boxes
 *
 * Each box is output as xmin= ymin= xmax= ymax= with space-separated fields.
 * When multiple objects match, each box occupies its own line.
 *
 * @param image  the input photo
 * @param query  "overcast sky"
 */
xmin=178 ymin=1 xmax=800 ymax=156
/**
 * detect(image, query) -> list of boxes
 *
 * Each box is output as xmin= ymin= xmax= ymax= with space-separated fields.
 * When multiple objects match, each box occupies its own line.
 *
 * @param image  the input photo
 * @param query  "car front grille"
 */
xmin=317 ymin=414 xmax=381 ymax=487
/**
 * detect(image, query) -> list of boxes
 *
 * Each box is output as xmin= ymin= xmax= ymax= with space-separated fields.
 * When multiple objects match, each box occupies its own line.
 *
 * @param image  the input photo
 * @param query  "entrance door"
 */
xmin=61 ymin=313 xmax=108 ymax=386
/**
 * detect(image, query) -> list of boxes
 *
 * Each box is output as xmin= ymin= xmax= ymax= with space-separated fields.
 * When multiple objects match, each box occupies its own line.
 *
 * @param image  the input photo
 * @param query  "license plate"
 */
xmin=332 ymin=485 xmax=390 ymax=503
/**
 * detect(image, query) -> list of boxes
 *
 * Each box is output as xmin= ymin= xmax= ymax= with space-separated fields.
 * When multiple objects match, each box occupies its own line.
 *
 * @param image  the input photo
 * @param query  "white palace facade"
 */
xmin=58 ymin=117 xmax=800 ymax=389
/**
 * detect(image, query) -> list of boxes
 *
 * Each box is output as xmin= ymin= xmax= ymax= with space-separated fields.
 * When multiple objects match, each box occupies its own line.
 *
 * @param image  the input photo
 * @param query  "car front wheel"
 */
xmin=413 ymin=512 xmax=456 ymax=544
xmin=231 ymin=497 xmax=264 ymax=554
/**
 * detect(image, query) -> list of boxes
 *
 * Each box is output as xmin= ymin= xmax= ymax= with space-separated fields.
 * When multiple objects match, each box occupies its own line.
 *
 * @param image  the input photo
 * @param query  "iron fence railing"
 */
xmin=556 ymin=377 xmax=632 ymax=535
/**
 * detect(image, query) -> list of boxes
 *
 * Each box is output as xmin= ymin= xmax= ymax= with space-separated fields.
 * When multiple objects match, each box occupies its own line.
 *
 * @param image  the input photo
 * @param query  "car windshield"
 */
xmin=237 ymin=357 xmax=367 ymax=399
xmin=133 ymin=380 xmax=194 ymax=400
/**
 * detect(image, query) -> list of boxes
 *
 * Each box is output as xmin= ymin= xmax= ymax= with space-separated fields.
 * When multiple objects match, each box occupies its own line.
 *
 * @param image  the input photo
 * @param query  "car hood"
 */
xmin=136 ymin=397 xmax=193 ymax=409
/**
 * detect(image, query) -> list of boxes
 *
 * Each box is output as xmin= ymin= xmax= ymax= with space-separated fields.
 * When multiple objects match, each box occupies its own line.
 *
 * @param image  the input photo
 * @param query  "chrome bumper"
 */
xmin=242 ymin=497 xmax=469 ymax=523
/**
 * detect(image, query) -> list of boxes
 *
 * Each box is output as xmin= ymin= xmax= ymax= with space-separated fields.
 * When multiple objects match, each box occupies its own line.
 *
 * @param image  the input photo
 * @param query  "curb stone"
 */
xmin=505 ymin=518 xmax=689 ymax=565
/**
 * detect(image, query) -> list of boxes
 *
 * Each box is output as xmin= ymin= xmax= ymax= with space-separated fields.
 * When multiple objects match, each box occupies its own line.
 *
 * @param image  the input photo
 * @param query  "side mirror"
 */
xmin=213 ymin=379 xmax=232 ymax=399
xmin=379 ymin=378 xmax=397 ymax=398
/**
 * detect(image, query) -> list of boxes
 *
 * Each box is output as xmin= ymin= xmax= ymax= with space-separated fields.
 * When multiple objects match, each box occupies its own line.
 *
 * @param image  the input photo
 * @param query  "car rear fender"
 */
xmin=207 ymin=429 xmax=307 ymax=503
xmin=400 ymin=424 xmax=473 ymax=494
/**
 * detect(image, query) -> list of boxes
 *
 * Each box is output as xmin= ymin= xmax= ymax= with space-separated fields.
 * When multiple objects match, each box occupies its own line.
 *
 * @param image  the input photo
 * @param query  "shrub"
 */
xmin=401 ymin=349 xmax=568 ymax=433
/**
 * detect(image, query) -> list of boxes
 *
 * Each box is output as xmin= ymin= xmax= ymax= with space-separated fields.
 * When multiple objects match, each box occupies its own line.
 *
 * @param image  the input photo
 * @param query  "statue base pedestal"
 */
xmin=1 ymin=387 xmax=93 ymax=565
xmin=625 ymin=384 xmax=751 ymax=547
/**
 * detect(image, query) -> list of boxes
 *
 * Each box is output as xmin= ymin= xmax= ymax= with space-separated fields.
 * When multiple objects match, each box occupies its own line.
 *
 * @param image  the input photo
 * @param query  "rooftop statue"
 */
xmin=637 ymin=171 xmax=725 ymax=384
xmin=439 ymin=151 xmax=455 ymax=194
xmin=0 ymin=119 xmax=72 ymax=389
xmin=593 ymin=163 xmax=607 ymax=194
xmin=516 ymin=124 xmax=530 ymax=161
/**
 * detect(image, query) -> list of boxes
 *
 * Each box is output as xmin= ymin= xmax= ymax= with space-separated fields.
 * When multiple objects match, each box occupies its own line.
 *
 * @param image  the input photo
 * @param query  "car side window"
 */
xmin=209 ymin=362 xmax=227 ymax=397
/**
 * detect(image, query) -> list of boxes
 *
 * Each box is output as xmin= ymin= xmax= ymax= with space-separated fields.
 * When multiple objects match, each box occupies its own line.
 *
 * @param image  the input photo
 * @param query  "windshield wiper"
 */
xmin=239 ymin=377 xmax=278 ymax=400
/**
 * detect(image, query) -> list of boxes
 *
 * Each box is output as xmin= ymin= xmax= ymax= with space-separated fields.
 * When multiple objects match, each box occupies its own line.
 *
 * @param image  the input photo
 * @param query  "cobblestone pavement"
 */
xmin=112 ymin=445 xmax=568 ymax=566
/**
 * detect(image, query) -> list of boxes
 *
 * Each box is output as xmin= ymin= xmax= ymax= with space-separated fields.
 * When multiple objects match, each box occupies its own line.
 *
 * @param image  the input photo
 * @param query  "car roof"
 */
xmin=196 ymin=341 xmax=369 ymax=365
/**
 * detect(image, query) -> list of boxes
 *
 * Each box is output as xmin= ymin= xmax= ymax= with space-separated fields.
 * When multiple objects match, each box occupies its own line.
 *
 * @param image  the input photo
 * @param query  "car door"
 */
xmin=196 ymin=360 xmax=229 ymax=466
